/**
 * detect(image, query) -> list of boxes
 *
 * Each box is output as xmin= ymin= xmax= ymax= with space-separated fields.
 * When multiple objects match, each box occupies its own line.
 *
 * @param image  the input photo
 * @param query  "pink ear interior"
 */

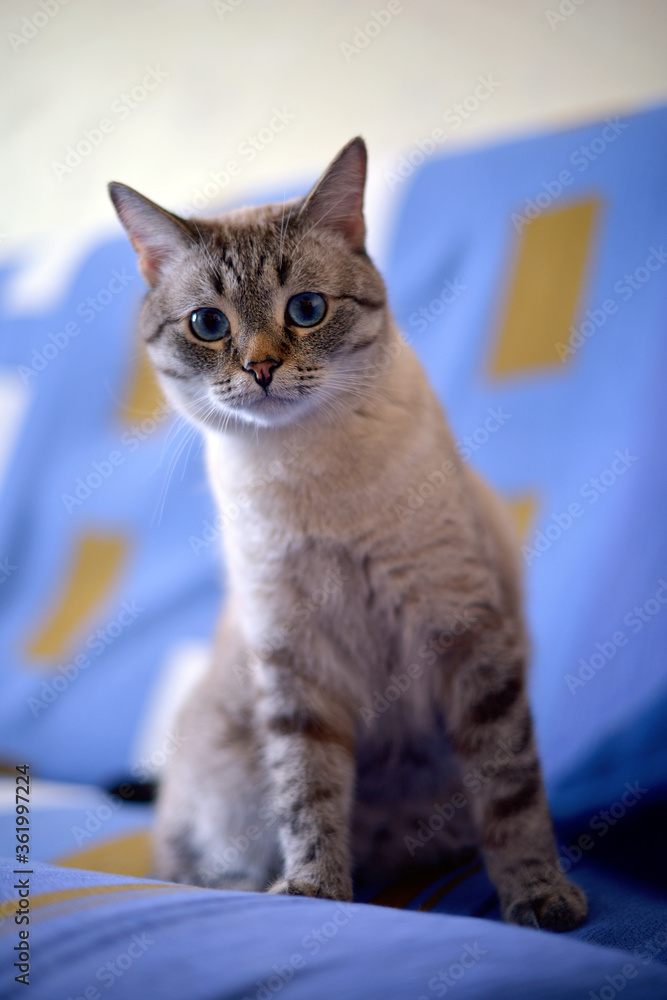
xmin=299 ymin=137 xmax=368 ymax=252
xmin=108 ymin=182 xmax=190 ymax=286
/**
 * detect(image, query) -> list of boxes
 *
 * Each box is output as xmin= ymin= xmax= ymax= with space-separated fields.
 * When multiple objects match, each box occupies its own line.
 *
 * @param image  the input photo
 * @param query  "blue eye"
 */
xmin=189 ymin=308 xmax=230 ymax=341
xmin=286 ymin=292 xmax=326 ymax=328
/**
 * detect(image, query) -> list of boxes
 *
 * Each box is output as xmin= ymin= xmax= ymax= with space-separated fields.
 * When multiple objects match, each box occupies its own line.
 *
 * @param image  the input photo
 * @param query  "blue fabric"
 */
xmin=571 ymin=863 xmax=667 ymax=960
xmin=2 ymin=790 xmax=666 ymax=974
xmin=0 ymin=240 xmax=221 ymax=784
xmin=3 ymin=859 xmax=667 ymax=999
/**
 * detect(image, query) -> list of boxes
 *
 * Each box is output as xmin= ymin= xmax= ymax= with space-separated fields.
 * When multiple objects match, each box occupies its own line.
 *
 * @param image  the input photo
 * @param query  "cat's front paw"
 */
xmin=268 ymin=877 xmax=352 ymax=902
xmin=504 ymin=879 xmax=587 ymax=932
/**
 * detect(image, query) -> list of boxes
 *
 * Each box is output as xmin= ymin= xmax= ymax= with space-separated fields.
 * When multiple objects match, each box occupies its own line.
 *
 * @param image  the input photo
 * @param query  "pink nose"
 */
xmin=245 ymin=358 xmax=280 ymax=389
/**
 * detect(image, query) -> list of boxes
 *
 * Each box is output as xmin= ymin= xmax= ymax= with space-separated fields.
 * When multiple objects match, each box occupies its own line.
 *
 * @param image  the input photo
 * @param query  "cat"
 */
xmin=109 ymin=137 xmax=587 ymax=931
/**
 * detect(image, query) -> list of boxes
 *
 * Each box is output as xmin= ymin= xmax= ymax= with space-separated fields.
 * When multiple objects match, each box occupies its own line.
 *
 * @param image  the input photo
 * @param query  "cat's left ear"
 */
xmin=108 ymin=182 xmax=193 ymax=286
xmin=298 ymin=137 xmax=367 ymax=252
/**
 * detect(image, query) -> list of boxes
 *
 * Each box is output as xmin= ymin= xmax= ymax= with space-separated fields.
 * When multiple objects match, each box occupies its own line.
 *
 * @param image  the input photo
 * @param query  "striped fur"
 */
xmin=109 ymin=138 xmax=587 ymax=929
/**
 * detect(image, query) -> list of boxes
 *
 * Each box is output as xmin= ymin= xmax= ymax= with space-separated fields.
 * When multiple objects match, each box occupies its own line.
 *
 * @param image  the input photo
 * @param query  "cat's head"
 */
xmin=109 ymin=138 xmax=388 ymax=430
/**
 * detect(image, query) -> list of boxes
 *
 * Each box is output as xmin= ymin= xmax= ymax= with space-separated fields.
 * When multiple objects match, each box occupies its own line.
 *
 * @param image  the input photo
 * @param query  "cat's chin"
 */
xmin=209 ymin=394 xmax=315 ymax=431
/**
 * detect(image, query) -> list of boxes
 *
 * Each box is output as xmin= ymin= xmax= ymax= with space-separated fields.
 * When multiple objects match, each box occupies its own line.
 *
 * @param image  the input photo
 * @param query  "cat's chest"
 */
xmin=223 ymin=510 xmax=452 ymax=682
xmin=204 ymin=422 xmax=426 ymax=543
xmin=206 ymin=430 xmax=485 ymax=655
xmin=214 ymin=459 xmax=380 ymax=544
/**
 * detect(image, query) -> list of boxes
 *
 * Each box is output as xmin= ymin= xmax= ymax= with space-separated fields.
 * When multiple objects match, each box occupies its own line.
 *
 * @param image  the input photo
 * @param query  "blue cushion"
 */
xmin=3 ymin=859 xmax=667 ymax=999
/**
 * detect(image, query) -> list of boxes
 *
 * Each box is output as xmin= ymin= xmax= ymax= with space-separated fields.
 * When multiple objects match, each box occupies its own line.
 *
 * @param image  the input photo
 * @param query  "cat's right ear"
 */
xmin=108 ymin=182 xmax=192 ymax=287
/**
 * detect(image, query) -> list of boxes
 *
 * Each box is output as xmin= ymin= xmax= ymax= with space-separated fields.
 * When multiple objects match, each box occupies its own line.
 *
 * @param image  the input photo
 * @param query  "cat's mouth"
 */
xmin=237 ymin=387 xmax=297 ymax=408
xmin=205 ymin=383 xmax=313 ymax=428
xmin=243 ymin=394 xmax=291 ymax=410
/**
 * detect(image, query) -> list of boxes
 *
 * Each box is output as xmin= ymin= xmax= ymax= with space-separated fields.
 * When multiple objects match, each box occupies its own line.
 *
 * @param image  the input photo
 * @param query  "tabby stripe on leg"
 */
xmin=467 ymin=674 xmax=523 ymax=726
xmin=489 ymin=775 xmax=542 ymax=820
xmin=266 ymin=713 xmax=355 ymax=756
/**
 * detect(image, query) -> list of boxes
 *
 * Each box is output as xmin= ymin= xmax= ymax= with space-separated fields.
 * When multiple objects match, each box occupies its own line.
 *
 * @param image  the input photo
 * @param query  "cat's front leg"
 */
xmin=258 ymin=661 xmax=356 ymax=902
xmin=443 ymin=608 xmax=587 ymax=931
